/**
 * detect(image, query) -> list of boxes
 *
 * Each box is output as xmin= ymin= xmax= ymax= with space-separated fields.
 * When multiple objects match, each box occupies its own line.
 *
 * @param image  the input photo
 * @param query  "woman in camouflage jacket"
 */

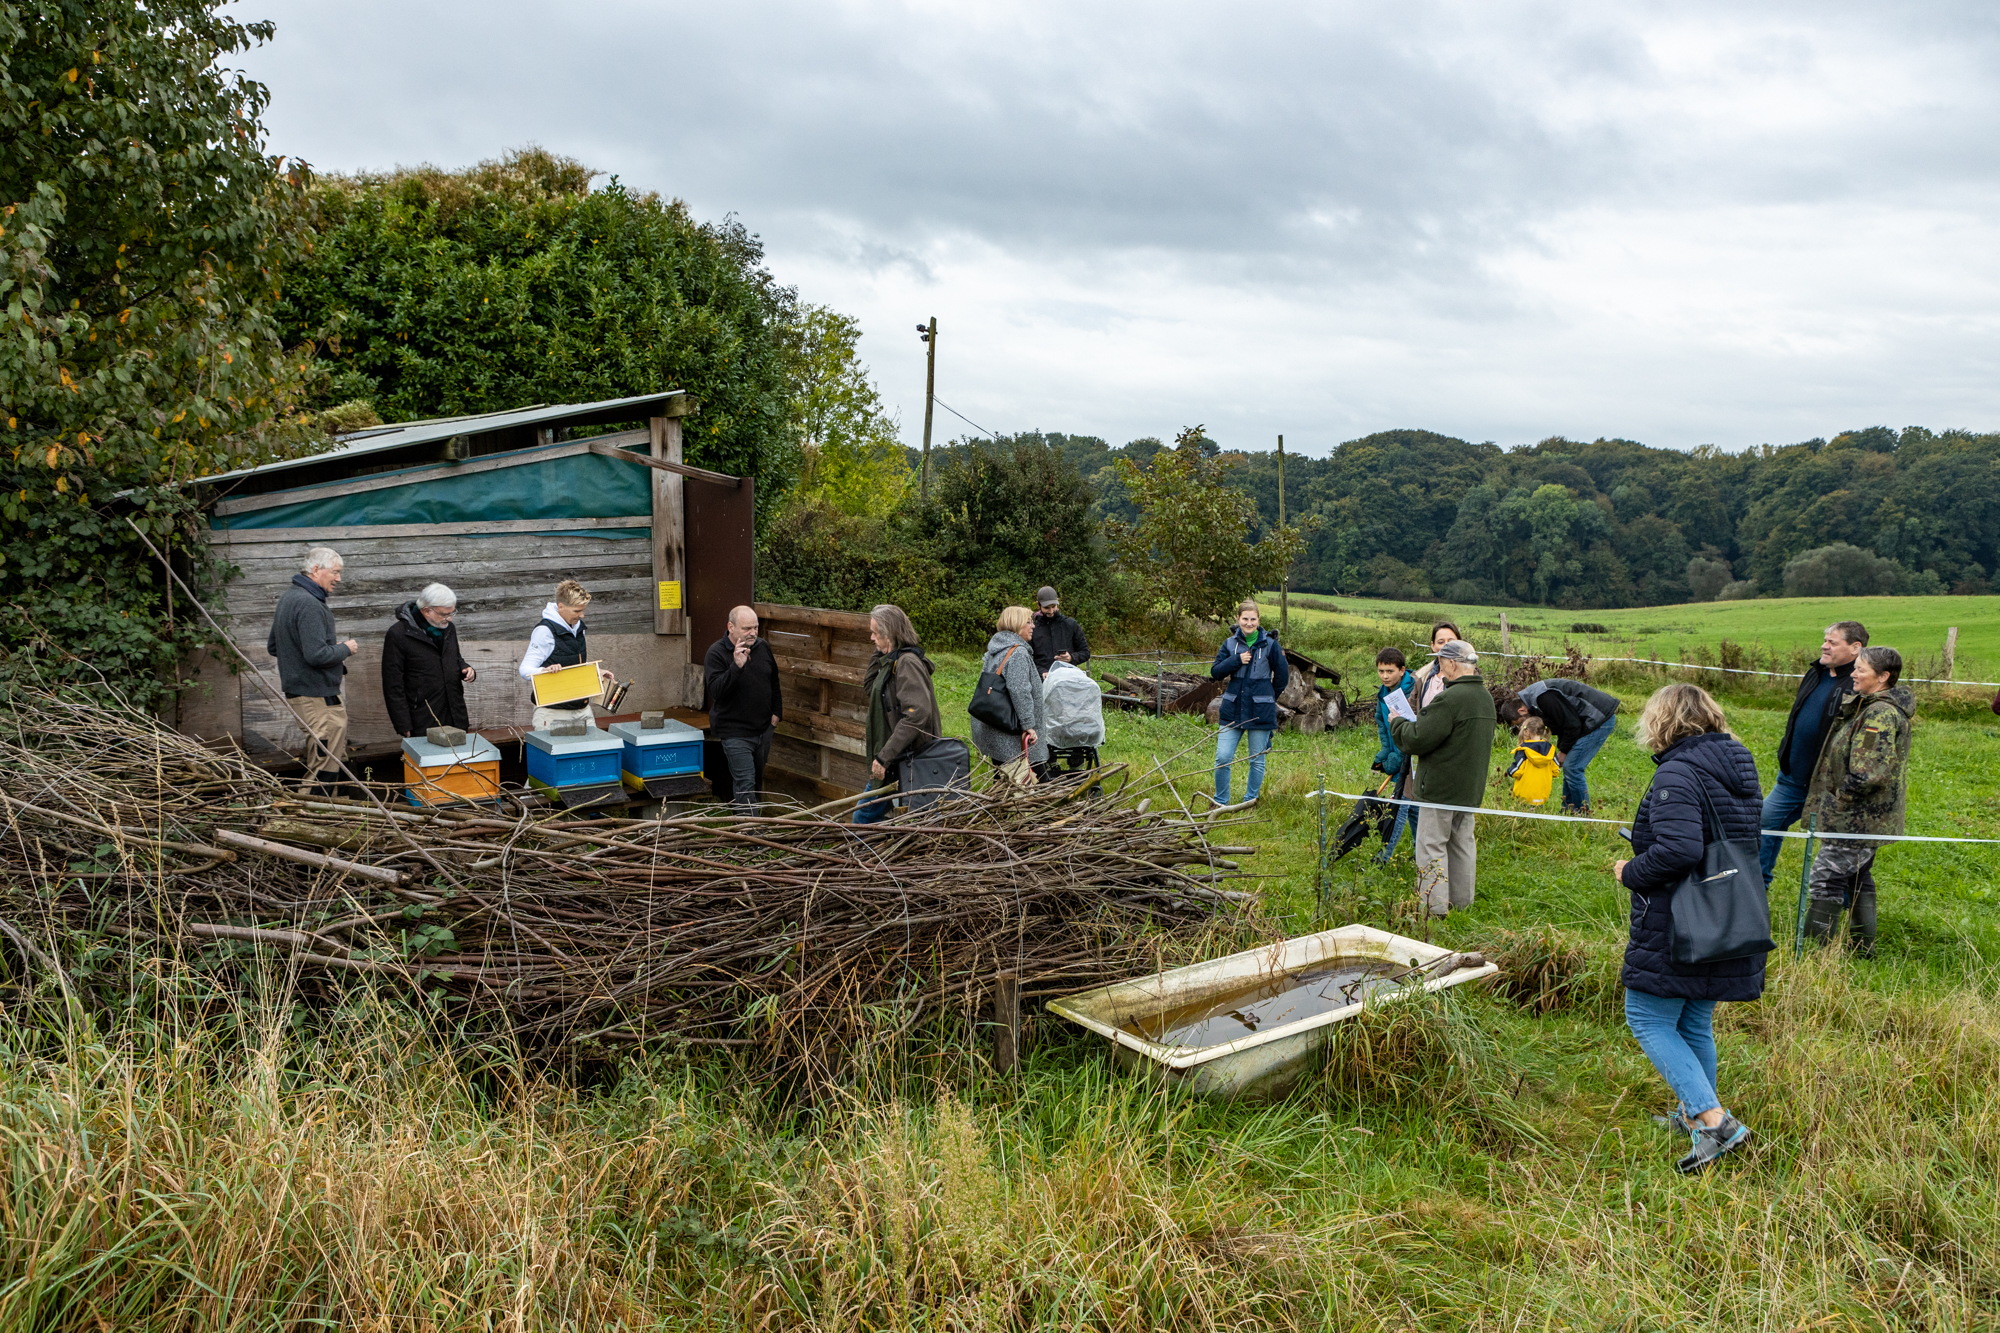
xmin=1802 ymin=646 xmax=1914 ymax=956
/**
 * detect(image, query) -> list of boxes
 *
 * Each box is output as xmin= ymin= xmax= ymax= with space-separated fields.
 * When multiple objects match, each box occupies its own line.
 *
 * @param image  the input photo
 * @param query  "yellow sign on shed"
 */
xmin=531 ymin=660 xmax=605 ymax=708
xmin=657 ymin=580 xmax=682 ymax=610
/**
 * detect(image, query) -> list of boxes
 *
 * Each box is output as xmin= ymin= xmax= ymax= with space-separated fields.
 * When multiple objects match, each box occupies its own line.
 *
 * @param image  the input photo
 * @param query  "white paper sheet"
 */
xmin=1383 ymin=688 xmax=1417 ymax=723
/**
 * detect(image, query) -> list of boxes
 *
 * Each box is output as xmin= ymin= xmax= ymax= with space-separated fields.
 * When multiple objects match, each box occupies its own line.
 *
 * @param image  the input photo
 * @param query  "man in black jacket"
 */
xmin=1761 ymin=620 xmax=1865 ymax=886
xmin=703 ymin=605 xmax=784 ymax=811
xmin=1030 ymin=586 xmax=1090 ymax=677
xmin=382 ymin=583 xmax=476 ymax=737
xmin=1502 ymin=676 xmax=1620 ymax=813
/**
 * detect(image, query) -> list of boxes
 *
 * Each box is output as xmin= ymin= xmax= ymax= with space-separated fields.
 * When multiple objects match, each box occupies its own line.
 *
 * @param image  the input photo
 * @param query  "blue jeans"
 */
xmin=1561 ymin=715 xmax=1616 ymax=810
xmin=1625 ymin=989 xmax=1722 ymax=1119
xmin=1759 ymin=770 xmax=1810 ymax=887
xmin=1214 ymin=726 xmax=1273 ymax=804
xmin=851 ymin=778 xmax=895 ymax=825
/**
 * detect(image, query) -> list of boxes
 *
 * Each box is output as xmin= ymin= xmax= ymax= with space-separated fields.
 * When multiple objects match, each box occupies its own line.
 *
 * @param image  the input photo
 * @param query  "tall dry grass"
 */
xmin=2 ymin=949 xmax=1997 ymax=1329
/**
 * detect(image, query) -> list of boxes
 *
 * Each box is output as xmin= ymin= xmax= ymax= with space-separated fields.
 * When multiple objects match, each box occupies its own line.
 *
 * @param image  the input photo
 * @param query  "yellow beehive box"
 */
xmin=400 ymin=734 xmax=503 ymax=807
xmin=532 ymin=660 xmax=604 ymax=708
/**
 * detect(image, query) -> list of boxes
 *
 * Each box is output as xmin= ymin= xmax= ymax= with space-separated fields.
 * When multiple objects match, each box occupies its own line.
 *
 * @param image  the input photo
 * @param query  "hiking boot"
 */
xmin=1801 ymin=898 xmax=1844 ymax=947
xmin=1674 ymin=1115 xmax=1750 ymax=1174
xmin=1847 ymin=888 xmax=1878 ymax=959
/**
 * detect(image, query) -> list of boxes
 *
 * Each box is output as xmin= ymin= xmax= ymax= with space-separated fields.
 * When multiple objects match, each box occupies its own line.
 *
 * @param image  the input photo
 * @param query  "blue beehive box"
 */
xmin=608 ymin=718 xmax=704 ymax=790
xmin=523 ymin=725 xmax=625 ymax=805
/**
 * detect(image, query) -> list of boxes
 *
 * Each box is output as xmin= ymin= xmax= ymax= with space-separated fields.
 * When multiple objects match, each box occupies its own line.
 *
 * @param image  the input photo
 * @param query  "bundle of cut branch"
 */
xmin=0 ymin=689 xmax=1262 ymax=1086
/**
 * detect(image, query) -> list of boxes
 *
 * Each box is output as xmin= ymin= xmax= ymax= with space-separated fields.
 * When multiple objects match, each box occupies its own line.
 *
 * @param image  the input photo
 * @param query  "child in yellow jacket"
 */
xmin=1507 ymin=715 xmax=1561 ymax=806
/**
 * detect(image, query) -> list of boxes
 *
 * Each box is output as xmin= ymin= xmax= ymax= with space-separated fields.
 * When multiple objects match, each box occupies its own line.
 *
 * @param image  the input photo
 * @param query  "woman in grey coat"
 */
xmin=969 ymin=605 xmax=1048 ymax=783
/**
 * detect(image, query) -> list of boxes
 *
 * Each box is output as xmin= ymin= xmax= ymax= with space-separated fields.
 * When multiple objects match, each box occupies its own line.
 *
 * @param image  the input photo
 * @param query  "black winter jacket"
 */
xmin=1776 ymin=661 xmax=1856 ymax=779
xmin=381 ymin=602 xmax=470 ymax=736
xmin=1620 ymin=731 xmax=1767 ymax=1002
xmin=1029 ymin=611 xmax=1091 ymax=675
xmin=1517 ymin=678 xmax=1619 ymax=753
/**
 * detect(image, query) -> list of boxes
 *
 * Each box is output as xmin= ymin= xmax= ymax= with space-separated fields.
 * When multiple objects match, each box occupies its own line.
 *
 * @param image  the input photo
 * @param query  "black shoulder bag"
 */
xmin=968 ymin=645 xmax=1023 ymax=733
xmin=900 ymin=737 xmax=973 ymax=811
xmin=1666 ymin=776 xmax=1775 ymax=964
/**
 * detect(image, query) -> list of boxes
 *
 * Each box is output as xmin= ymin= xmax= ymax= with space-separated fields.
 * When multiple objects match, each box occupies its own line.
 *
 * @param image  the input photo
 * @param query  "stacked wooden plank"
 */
xmin=755 ymin=601 xmax=873 ymax=798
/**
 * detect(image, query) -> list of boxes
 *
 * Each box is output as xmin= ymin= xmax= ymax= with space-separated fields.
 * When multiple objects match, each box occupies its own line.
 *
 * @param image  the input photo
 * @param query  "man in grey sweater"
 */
xmin=267 ymin=546 xmax=359 ymax=792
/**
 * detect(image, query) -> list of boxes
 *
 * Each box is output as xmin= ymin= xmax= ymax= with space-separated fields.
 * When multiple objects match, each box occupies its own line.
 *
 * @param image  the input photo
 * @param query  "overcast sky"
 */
xmin=239 ymin=0 xmax=2000 ymax=457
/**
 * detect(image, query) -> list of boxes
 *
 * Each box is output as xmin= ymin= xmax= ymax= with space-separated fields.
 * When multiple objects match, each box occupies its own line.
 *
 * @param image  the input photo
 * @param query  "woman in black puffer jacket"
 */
xmin=1612 ymin=683 xmax=1766 ymax=1175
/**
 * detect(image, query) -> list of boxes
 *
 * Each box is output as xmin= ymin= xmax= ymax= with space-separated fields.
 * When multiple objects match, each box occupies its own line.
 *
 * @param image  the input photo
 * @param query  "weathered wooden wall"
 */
xmin=755 ymin=602 xmax=872 ymax=798
xmin=191 ymin=527 xmax=692 ymax=761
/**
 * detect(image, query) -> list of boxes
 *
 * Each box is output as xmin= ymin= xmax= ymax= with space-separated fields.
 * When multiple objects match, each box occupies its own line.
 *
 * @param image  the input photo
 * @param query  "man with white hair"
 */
xmin=382 ymin=581 xmax=477 ymax=738
xmin=267 ymin=546 xmax=360 ymax=793
xmin=1388 ymin=638 xmax=1498 ymax=916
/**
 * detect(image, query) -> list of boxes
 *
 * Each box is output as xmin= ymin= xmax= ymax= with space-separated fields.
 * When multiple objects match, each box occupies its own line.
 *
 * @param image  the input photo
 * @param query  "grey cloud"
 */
xmin=238 ymin=0 xmax=2000 ymax=451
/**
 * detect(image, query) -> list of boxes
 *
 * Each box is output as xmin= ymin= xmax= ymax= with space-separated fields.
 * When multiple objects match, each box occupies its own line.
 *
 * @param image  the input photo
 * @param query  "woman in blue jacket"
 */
xmin=1612 ymin=683 xmax=1767 ymax=1175
xmin=1210 ymin=600 xmax=1289 ymax=805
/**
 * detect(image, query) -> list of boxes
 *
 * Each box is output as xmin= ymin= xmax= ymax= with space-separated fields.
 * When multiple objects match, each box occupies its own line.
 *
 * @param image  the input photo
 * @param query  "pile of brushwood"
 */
xmin=0 ymin=690 xmax=1261 ymax=1087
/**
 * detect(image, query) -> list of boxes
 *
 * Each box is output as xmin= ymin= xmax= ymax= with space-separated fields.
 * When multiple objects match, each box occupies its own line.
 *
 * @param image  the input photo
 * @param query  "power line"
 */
xmin=930 ymin=395 xmax=998 ymax=441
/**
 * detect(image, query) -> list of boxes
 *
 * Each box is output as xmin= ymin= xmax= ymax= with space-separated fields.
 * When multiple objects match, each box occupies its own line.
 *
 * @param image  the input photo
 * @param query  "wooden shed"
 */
xmin=180 ymin=393 xmax=766 ymax=770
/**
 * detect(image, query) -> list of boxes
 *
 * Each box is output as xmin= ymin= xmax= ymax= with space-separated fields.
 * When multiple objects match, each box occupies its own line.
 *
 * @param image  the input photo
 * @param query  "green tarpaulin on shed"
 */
xmin=210 ymin=445 xmax=652 ymax=538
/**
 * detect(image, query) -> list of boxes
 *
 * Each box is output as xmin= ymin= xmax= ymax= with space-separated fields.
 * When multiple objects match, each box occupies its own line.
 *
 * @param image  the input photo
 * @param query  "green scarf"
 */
xmin=1243 ymin=628 xmax=1261 ymax=647
xmin=864 ymin=652 xmax=895 ymax=761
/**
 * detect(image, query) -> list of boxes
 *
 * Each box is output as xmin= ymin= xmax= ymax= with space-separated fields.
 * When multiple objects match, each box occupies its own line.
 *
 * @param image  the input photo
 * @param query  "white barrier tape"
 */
xmin=1304 ymin=789 xmax=2000 ymax=845
xmin=1469 ymin=648 xmax=2000 ymax=690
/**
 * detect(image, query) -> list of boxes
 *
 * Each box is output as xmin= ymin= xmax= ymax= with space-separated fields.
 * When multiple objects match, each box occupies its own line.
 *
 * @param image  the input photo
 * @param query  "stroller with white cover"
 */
xmin=1041 ymin=662 xmax=1106 ymax=783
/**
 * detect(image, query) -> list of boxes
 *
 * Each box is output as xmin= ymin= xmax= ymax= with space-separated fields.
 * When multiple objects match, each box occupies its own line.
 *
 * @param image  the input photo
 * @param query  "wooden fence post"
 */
xmin=1499 ymin=612 xmax=1510 ymax=656
xmin=1945 ymin=626 xmax=1958 ymax=680
xmin=993 ymin=970 xmax=1020 ymax=1075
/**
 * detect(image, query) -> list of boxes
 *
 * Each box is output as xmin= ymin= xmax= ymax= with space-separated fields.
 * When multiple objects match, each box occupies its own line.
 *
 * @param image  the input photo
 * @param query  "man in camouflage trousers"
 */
xmin=1802 ymin=645 xmax=1914 ymax=957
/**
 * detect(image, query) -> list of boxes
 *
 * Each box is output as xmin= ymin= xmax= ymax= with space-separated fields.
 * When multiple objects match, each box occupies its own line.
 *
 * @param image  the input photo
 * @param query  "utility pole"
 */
xmin=1277 ymin=433 xmax=1288 ymax=636
xmin=917 ymin=317 xmax=937 ymax=502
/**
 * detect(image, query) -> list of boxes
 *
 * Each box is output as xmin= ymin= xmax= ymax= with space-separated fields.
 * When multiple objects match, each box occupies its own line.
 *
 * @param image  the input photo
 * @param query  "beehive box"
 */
xmin=400 ymin=733 xmax=503 ymax=807
xmin=608 ymin=718 xmax=704 ymax=785
xmin=523 ymin=725 xmax=625 ymax=806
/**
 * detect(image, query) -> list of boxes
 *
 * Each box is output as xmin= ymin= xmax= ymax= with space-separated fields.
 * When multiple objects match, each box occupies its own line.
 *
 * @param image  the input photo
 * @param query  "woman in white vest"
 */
xmin=518 ymin=579 xmax=615 ymax=730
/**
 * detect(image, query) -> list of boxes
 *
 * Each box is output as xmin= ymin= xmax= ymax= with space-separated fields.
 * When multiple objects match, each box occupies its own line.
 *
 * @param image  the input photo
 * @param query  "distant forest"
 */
xmin=969 ymin=426 xmax=2000 ymax=609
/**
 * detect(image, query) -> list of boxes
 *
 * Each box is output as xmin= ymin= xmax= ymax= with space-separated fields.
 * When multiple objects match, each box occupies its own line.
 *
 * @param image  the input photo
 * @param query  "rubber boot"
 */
xmin=1846 ymin=888 xmax=1878 ymax=959
xmin=314 ymin=769 xmax=346 ymax=798
xmin=1801 ymin=897 xmax=1844 ymax=947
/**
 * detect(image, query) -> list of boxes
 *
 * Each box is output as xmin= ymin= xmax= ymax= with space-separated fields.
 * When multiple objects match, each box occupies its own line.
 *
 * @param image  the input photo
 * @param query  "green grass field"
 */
xmin=7 ymin=615 xmax=2000 ymax=1329
xmin=1263 ymin=590 xmax=2000 ymax=685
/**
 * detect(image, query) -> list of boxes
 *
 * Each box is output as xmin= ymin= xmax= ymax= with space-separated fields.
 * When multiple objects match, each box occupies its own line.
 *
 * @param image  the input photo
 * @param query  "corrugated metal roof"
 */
xmin=199 ymin=391 xmax=684 ymax=486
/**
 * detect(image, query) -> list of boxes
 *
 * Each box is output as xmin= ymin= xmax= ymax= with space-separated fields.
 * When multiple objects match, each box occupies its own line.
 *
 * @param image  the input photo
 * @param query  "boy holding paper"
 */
xmin=1371 ymin=648 xmax=1419 ymax=862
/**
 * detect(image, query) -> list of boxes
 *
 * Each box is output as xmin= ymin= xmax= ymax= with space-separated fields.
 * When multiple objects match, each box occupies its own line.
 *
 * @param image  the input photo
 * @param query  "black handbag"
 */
xmin=899 ymin=736 xmax=972 ymax=812
xmin=1664 ymin=776 xmax=1775 ymax=964
xmin=968 ymin=645 xmax=1023 ymax=733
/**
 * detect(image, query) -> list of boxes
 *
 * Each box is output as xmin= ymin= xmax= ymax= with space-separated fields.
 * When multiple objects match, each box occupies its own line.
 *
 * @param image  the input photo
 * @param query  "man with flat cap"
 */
xmin=1389 ymin=638 xmax=1497 ymax=916
xmin=1029 ymin=586 xmax=1091 ymax=678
